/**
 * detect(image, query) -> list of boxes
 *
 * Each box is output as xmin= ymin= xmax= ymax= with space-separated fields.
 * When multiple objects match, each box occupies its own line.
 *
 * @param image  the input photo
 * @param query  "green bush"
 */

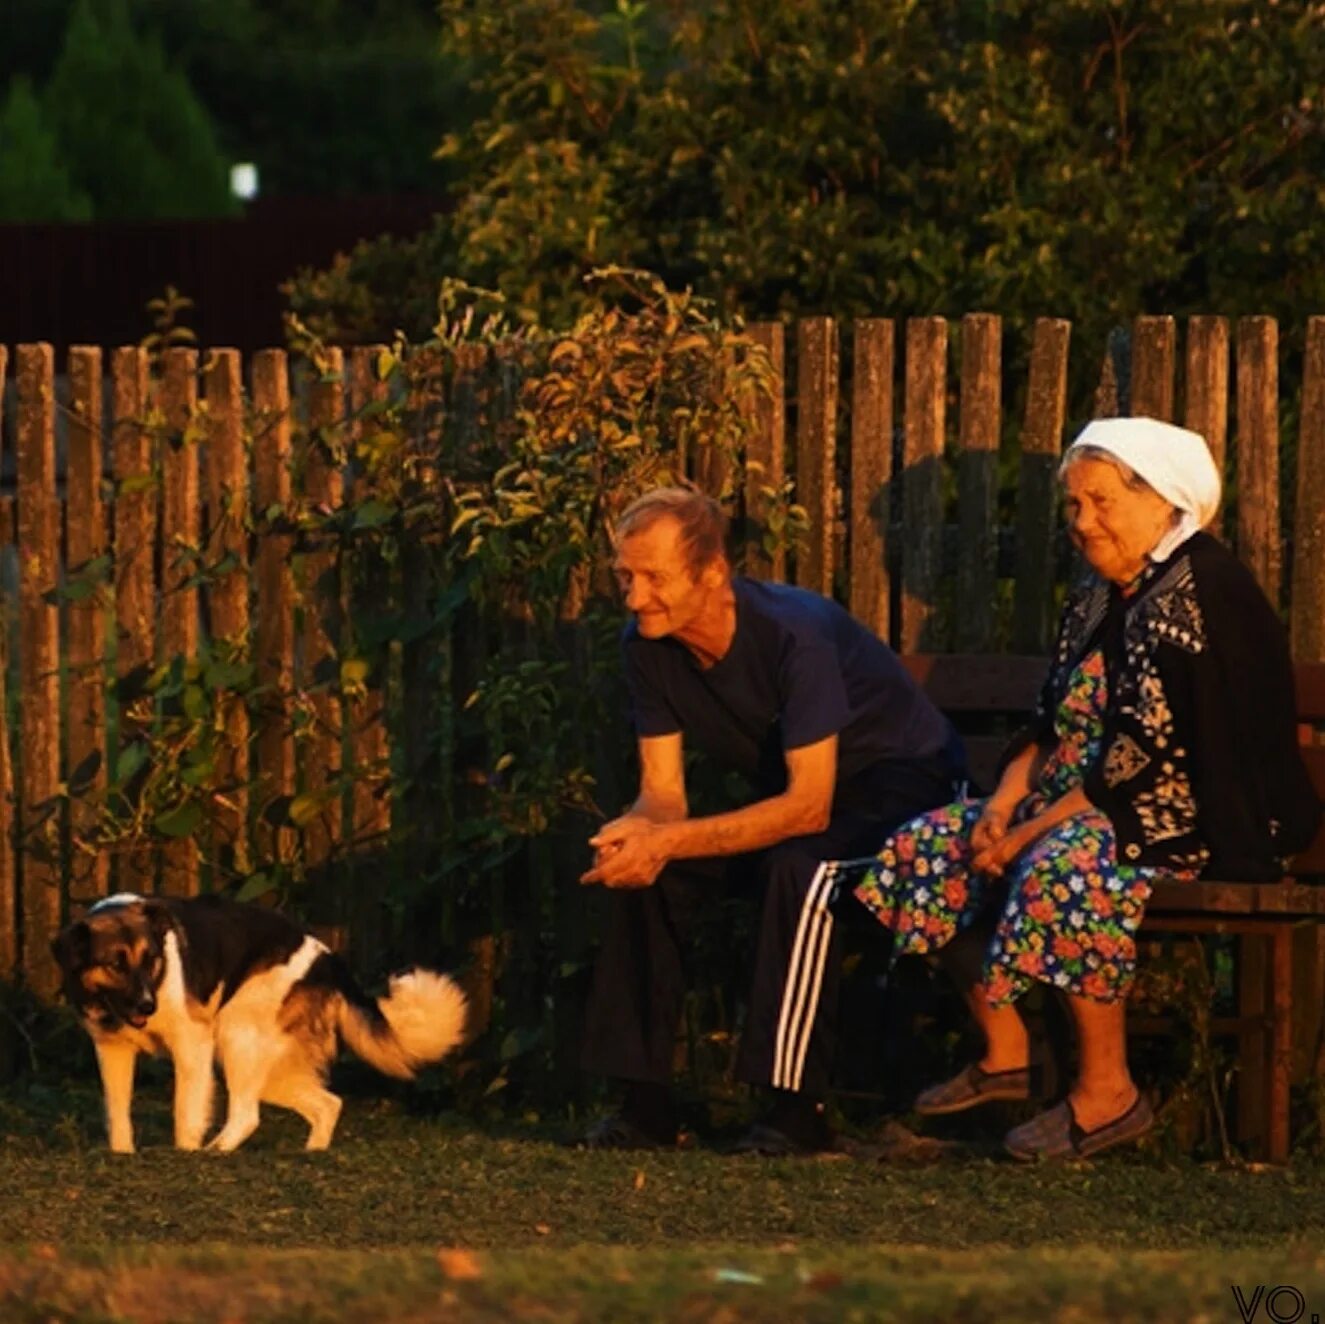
xmin=287 ymin=0 xmax=1325 ymax=349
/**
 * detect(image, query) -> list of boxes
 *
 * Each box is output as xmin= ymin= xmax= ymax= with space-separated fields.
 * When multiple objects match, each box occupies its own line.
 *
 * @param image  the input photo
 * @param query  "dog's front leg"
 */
xmin=93 ymin=1038 xmax=138 ymax=1154
xmin=172 ymin=1036 xmax=215 ymax=1150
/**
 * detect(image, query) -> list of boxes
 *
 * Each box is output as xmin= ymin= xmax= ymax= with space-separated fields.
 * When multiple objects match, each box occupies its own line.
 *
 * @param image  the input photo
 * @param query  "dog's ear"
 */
xmin=51 ymin=921 xmax=91 ymax=971
xmin=141 ymin=899 xmax=174 ymax=944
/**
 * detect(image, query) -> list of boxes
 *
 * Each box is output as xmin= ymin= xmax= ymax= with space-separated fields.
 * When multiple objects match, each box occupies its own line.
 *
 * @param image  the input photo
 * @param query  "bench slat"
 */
xmin=1148 ymin=879 xmax=1325 ymax=916
xmin=1295 ymin=662 xmax=1325 ymax=720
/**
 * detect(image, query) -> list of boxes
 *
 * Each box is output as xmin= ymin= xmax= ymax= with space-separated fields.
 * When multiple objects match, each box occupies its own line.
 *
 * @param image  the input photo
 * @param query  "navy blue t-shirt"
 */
xmin=622 ymin=577 xmax=959 ymax=801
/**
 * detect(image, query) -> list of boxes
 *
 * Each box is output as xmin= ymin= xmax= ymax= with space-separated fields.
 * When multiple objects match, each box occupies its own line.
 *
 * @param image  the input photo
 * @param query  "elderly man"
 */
xmin=579 ymin=486 xmax=964 ymax=1154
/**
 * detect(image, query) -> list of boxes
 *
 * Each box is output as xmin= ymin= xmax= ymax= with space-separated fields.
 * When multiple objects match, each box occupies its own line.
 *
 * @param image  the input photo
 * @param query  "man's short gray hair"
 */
xmin=615 ymin=487 xmax=729 ymax=577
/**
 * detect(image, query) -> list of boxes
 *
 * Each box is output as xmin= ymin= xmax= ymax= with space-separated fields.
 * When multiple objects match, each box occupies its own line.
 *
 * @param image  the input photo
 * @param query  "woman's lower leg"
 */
xmin=1066 ymin=995 xmax=1137 ymax=1130
xmin=938 ymin=930 xmax=1029 ymax=1072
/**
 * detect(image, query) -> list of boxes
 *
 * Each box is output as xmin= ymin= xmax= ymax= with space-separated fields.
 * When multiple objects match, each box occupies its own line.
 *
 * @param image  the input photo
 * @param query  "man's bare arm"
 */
xmin=658 ymin=735 xmax=836 ymax=858
xmin=582 ymin=735 xmax=837 ymax=886
xmin=625 ymin=733 xmax=688 ymax=824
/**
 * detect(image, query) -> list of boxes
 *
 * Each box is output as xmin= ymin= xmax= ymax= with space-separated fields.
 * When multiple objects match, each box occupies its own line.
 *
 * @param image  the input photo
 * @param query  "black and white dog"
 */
xmin=51 ymin=892 xmax=467 ymax=1154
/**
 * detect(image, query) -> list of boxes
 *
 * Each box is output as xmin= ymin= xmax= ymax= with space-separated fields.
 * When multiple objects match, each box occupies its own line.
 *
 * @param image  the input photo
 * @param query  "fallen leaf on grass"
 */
xmin=633 ymin=1169 xmax=646 ymax=1190
xmin=32 ymin=1245 xmax=57 ymax=1262
xmin=711 ymin=1268 xmax=763 ymax=1285
xmin=436 ymin=1247 xmax=483 ymax=1281
xmin=534 ymin=1222 xmax=551 ymax=1236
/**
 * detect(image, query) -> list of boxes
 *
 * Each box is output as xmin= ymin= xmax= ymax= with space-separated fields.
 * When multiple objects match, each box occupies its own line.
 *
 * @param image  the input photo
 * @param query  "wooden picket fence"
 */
xmin=1 ymin=313 xmax=1323 ymax=1005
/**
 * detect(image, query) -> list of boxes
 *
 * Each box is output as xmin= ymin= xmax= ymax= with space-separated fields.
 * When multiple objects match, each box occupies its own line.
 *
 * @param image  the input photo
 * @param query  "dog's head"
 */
xmin=51 ymin=896 xmax=174 ymax=1031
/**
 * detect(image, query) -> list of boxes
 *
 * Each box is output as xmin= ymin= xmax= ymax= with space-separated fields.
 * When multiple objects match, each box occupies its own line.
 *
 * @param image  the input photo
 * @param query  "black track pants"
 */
xmin=580 ymin=759 xmax=954 ymax=1098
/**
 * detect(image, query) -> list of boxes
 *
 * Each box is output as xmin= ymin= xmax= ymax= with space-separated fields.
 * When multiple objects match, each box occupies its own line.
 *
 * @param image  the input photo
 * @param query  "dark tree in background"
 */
xmin=42 ymin=0 xmax=237 ymax=220
xmin=0 ymin=0 xmax=464 ymax=219
xmin=0 ymin=77 xmax=92 ymax=222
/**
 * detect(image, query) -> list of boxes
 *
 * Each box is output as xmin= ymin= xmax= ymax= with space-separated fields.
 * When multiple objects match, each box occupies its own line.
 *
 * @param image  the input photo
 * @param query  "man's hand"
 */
xmin=581 ymin=816 xmax=672 ymax=888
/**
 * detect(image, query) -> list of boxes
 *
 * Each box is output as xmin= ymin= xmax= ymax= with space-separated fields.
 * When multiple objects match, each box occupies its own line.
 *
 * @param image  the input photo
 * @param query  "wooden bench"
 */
xmin=900 ymin=653 xmax=1325 ymax=1163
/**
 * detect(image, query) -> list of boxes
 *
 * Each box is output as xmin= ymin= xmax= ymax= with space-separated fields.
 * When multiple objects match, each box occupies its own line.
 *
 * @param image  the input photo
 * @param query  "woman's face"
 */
xmin=1062 ymin=458 xmax=1177 ymax=585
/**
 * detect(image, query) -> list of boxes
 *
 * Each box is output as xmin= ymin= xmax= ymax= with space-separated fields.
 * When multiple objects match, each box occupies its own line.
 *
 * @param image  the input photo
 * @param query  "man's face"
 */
xmin=613 ymin=516 xmax=717 ymax=639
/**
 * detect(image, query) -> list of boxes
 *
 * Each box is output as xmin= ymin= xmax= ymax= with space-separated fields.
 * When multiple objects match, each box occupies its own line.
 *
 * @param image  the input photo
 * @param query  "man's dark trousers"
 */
xmin=581 ymin=759 xmax=955 ymax=1099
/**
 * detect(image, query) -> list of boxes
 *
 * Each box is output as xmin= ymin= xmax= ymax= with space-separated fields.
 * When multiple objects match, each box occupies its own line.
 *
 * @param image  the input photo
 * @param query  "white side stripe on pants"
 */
xmin=771 ymin=862 xmax=836 ymax=1092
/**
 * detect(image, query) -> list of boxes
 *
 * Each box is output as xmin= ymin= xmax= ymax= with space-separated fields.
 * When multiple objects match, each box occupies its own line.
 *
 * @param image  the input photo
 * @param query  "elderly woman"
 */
xmin=848 ymin=416 xmax=1321 ymax=1159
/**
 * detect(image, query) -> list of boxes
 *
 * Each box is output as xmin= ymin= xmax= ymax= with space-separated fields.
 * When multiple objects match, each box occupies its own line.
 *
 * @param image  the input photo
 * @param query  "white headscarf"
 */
xmin=1061 ymin=417 xmax=1222 ymax=563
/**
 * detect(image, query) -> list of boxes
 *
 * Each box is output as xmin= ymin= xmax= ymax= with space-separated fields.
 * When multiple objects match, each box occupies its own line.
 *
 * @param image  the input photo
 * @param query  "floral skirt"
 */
xmin=849 ymin=798 xmax=1163 ymax=1006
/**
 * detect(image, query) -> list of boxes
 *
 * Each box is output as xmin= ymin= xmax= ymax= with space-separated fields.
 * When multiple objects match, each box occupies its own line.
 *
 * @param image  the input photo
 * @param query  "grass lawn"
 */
xmin=3 ymin=1075 xmax=1325 ymax=1321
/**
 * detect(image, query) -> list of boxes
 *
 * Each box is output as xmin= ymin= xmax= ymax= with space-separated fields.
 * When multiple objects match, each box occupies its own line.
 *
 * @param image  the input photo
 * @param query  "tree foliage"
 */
xmin=0 ymin=76 xmax=91 ymax=223
xmin=41 ymin=0 xmax=237 ymax=220
xmin=288 ymin=0 xmax=1325 ymax=345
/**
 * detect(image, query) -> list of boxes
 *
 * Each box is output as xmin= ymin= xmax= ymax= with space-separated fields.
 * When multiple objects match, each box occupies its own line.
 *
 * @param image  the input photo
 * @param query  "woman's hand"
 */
xmin=971 ymin=813 xmax=1049 ymax=878
xmin=970 ymin=800 xmax=1014 ymax=856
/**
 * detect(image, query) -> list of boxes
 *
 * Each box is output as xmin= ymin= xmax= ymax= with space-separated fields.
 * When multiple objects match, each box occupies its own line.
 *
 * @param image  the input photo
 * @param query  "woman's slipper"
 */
xmin=914 ymin=1063 xmax=1033 ymax=1116
xmin=1004 ymin=1094 xmax=1154 ymax=1161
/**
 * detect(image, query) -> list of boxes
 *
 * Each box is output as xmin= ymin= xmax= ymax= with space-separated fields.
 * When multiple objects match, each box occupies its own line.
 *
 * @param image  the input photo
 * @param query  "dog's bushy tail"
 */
xmin=336 ymin=968 xmax=468 ymax=1080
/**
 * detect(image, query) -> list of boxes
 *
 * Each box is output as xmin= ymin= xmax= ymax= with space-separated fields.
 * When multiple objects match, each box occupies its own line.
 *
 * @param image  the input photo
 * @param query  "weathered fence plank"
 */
xmin=1293 ymin=318 xmax=1325 ymax=663
xmin=1012 ymin=319 xmax=1071 ymax=654
xmin=901 ymin=317 xmax=947 ymax=652
xmin=1236 ymin=317 xmax=1281 ymax=603
xmin=17 ymin=345 xmax=61 ymax=994
xmin=0 ymin=345 xmax=13 ymax=980
xmin=744 ymin=323 xmax=785 ymax=580
xmin=302 ymin=349 xmax=346 ymax=874
xmin=65 ymin=346 xmax=108 ymax=902
xmin=252 ymin=350 xmax=296 ymax=866
xmin=3 ymin=311 xmax=1325 ymax=1006
xmin=203 ymin=349 xmax=251 ymax=878
xmin=159 ymin=347 xmax=201 ymax=897
xmin=795 ymin=318 xmax=838 ymax=596
xmin=1131 ymin=315 xmax=1176 ymax=422
xmin=111 ymin=345 xmax=156 ymax=893
xmin=955 ymin=314 xmax=1001 ymax=652
xmin=849 ymin=319 xmax=893 ymax=641
xmin=1185 ymin=316 xmax=1230 ymax=478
